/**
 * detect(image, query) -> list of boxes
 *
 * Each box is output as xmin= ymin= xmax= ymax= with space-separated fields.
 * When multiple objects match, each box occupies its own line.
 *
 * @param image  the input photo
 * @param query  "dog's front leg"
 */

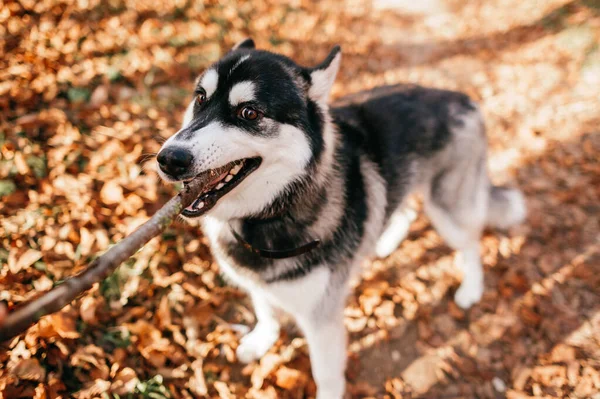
xmin=297 ymin=303 xmax=347 ymax=399
xmin=236 ymin=291 xmax=281 ymax=363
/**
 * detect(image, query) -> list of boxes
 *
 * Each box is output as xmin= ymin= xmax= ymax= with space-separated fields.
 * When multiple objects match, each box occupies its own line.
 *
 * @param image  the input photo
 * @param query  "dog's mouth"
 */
xmin=181 ymin=157 xmax=262 ymax=218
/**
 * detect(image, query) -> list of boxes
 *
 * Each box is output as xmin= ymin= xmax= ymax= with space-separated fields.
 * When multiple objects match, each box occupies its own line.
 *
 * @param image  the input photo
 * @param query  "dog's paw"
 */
xmin=454 ymin=280 xmax=483 ymax=309
xmin=315 ymin=381 xmax=346 ymax=399
xmin=375 ymin=224 xmax=410 ymax=258
xmin=375 ymin=208 xmax=416 ymax=258
xmin=236 ymin=324 xmax=280 ymax=363
xmin=375 ymin=237 xmax=400 ymax=258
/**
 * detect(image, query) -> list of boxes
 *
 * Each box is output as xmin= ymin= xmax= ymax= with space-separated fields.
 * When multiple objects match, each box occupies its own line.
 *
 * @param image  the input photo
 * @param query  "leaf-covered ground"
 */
xmin=1 ymin=0 xmax=599 ymax=398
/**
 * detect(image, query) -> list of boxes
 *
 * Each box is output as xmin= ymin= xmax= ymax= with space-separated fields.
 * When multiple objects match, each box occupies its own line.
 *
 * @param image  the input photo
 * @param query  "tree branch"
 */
xmin=0 ymin=167 xmax=228 ymax=342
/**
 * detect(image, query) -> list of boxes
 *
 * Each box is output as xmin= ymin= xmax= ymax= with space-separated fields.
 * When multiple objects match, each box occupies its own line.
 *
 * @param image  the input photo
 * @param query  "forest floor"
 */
xmin=1 ymin=0 xmax=599 ymax=398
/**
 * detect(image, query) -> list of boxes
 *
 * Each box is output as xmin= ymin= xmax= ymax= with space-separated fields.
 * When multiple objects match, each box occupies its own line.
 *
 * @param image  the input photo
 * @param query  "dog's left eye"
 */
xmin=238 ymin=106 xmax=261 ymax=121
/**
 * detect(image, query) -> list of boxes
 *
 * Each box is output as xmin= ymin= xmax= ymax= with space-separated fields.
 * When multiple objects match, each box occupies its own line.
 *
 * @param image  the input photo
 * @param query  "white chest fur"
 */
xmin=202 ymin=216 xmax=333 ymax=315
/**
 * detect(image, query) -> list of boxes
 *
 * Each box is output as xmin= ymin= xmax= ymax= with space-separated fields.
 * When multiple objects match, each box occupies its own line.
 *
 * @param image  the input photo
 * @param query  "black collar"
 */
xmin=229 ymin=225 xmax=320 ymax=259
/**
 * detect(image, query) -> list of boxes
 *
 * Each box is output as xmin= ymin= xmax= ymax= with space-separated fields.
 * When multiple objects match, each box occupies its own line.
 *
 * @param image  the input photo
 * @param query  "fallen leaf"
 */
xmin=100 ymin=180 xmax=124 ymax=205
xmin=275 ymin=367 xmax=307 ymax=390
xmin=10 ymin=358 xmax=47 ymax=382
xmin=11 ymin=249 xmax=42 ymax=274
xmin=79 ymin=296 xmax=101 ymax=325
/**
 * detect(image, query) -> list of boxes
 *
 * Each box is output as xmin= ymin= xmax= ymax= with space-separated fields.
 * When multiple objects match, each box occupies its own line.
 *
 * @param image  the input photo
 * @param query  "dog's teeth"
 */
xmin=196 ymin=201 xmax=204 ymax=209
xmin=225 ymin=175 xmax=233 ymax=182
xmin=216 ymin=182 xmax=225 ymax=190
xmin=231 ymin=164 xmax=242 ymax=175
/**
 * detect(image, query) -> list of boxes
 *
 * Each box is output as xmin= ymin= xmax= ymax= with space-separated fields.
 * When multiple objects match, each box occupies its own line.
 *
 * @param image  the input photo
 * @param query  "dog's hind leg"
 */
xmin=424 ymin=152 xmax=490 ymax=309
xmin=236 ymin=291 xmax=281 ymax=363
xmin=425 ymin=196 xmax=486 ymax=309
xmin=375 ymin=202 xmax=417 ymax=258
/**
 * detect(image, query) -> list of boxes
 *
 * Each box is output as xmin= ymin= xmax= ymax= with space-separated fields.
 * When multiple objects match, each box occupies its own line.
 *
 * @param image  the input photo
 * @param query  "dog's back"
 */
xmin=332 ymin=84 xmax=483 ymax=215
xmin=332 ymin=84 xmax=526 ymax=308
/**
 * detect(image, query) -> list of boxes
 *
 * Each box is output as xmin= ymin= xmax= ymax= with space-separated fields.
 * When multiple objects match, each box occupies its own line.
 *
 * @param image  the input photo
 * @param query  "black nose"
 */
xmin=157 ymin=147 xmax=194 ymax=178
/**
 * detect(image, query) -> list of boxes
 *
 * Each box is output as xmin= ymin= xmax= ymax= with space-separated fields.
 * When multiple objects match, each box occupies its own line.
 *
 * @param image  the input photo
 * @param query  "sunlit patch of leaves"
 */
xmin=2 ymin=0 xmax=600 ymax=398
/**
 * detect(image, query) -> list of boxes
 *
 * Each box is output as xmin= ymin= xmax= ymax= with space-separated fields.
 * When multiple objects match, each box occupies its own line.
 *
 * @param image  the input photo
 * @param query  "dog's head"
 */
xmin=156 ymin=39 xmax=341 ymax=220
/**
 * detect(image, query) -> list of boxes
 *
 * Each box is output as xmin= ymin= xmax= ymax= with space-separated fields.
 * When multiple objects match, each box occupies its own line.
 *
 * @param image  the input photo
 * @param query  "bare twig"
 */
xmin=0 ymin=166 xmax=229 ymax=342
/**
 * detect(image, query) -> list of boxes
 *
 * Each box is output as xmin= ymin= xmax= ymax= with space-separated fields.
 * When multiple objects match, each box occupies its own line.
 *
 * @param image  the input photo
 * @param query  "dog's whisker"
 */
xmin=138 ymin=153 xmax=157 ymax=164
xmin=141 ymin=159 xmax=158 ymax=172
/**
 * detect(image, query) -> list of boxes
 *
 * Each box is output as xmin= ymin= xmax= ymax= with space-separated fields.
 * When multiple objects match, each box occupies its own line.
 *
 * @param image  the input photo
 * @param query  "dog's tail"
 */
xmin=486 ymin=186 xmax=527 ymax=229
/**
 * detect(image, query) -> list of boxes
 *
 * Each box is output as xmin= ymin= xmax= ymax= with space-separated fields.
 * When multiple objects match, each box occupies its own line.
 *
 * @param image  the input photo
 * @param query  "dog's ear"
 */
xmin=307 ymin=45 xmax=341 ymax=104
xmin=231 ymin=38 xmax=256 ymax=51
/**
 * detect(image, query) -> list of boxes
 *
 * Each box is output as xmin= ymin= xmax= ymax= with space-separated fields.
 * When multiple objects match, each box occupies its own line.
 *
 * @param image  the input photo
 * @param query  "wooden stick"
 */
xmin=0 ymin=166 xmax=228 ymax=342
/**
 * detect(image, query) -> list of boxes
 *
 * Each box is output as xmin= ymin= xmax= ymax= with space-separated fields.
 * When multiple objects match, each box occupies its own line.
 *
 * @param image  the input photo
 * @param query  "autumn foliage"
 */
xmin=1 ymin=0 xmax=600 ymax=398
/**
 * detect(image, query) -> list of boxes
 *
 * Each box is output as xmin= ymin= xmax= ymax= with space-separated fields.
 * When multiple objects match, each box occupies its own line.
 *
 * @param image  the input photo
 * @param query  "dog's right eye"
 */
xmin=238 ymin=106 xmax=262 ymax=121
xmin=196 ymin=91 xmax=206 ymax=105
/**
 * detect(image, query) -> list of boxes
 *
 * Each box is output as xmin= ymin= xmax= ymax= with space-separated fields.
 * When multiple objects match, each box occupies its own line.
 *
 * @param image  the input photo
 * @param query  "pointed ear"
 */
xmin=307 ymin=46 xmax=341 ymax=103
xmin=231 ymin=38 xmax=255 ymax=51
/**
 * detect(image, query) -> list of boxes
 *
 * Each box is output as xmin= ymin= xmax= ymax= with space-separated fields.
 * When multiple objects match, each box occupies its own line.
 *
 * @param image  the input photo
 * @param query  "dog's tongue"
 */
xmin=208 ymin=170 xmax=229 ymax=186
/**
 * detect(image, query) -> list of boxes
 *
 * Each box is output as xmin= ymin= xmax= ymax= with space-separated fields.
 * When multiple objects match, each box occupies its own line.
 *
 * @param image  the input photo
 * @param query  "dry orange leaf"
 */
xmin=37 ymin=312 xmax=80 ymax=340
xmin=10 ymin=358 xmax=47 ymax=382
xmin=11 ymin=249 xmax=42 ymax=274
xmin=274 ymin=366 xmax=307 ymax=390
xmin=100 ymin=180 xmax=124 ymax=205
xmin=79 ymin=296 xmax=101 ymax=325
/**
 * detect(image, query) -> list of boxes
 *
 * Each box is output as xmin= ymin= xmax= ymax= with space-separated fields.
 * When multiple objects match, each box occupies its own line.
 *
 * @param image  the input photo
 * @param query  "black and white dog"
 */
xmin=156 ymin=39 xmax=526 ymax=398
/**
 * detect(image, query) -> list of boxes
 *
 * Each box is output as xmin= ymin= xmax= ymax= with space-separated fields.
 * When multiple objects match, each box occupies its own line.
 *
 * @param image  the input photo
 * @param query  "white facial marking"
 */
xmin=200 ymin=69 xmax=219 ymax=98
xmin=181 ymin=100 xmax=195 ymax=129
xmin=194 ymin=122 xmax=311 ymax=220
xmin=229 ymin=81 xmax=256 ymax=106
xmin=230 ymin=54 xmax=250 ymax=75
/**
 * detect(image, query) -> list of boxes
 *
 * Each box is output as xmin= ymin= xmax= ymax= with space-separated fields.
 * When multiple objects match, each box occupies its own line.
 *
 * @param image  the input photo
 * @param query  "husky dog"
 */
xmin=156 ymin=39 xmax=526 ymax=398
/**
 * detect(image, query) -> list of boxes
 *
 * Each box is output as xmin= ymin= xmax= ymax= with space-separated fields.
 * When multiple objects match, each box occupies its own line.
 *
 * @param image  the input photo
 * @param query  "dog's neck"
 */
xmin=245 ymin=165 xmax=330 ymax=225
xmin=243 ymin=109 xmax=339 ymax=226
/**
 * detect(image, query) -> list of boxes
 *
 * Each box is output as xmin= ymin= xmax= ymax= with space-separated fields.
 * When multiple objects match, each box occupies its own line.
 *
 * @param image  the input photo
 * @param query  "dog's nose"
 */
xmin=157 ymin=147 xmax=194 ymax=178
